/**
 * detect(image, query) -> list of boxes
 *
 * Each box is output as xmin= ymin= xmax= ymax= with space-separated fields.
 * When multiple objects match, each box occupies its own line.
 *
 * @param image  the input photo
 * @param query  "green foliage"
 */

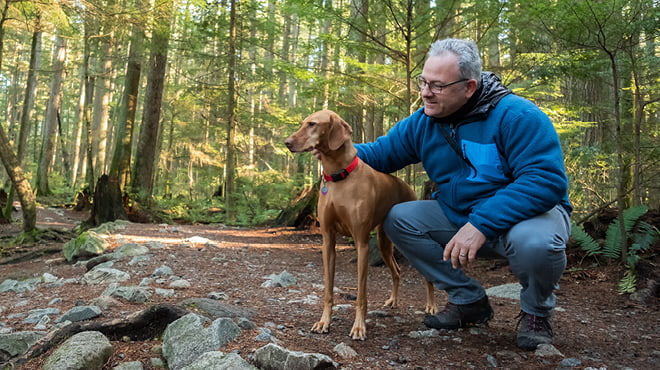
xmin=602 ymin=206 xmax=650 ymax=259
xmin=618 ymin=268 xmax=638 ymax=294
xmin=572 ymin=205 xmax=659 ymax=293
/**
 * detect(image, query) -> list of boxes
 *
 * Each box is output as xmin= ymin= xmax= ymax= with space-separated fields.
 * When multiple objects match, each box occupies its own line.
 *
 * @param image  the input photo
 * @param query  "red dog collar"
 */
xmin=322 ymin=156 xmax=359 ymax=182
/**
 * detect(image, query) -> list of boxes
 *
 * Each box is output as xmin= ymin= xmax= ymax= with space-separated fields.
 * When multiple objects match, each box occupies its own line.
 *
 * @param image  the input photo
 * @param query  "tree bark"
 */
xmin=110 ymin=15 xmax=144 ymax=189
xmin=224 ymin=0 xmax=238 ymax=222
xmin=0 ymin=128 xmax=36 ymax=232
xmin=86 ymin=174 xmax=128 ymax=226
xmin=132 ymin=0 xmax=173 ymax=206
xmin=36 ymin=36 xmax=67 ymax=196
xmin=3 ymin=25 xmax=41 ymax=220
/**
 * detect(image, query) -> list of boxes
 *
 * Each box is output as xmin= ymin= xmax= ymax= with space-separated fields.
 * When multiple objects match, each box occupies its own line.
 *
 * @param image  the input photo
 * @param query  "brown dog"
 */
xmin=285 ymin=110 xmax=436 ymax=340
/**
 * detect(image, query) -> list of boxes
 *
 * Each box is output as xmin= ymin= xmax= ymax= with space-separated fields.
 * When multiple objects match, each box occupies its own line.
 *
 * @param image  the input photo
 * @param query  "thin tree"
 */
xmin=131 ymin=0 xmax=173 ymax=207
xmin=109 ymin=3 xmax=145 ymax=189
xmin=35 ymin=35 xmax=67 ymax=196
xmin=3 ymin=19 xmax=41 ymax=219
xmin=0 ymin=0 xmax=37 ymax=232
xmin=224 ymin=0 xmax=239 ymax=222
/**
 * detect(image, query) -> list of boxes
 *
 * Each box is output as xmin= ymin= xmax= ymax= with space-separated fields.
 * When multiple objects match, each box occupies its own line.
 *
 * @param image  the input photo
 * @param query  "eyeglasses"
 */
xmin=416 ymin=76 xmax=468 ymax=94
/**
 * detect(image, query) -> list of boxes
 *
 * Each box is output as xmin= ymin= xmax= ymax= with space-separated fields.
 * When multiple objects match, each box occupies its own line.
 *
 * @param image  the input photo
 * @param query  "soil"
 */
xmin=0 ymin=206 xmax=658 ymax=369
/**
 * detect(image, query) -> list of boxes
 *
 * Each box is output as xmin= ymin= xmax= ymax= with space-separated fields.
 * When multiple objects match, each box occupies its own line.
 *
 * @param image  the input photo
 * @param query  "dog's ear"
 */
xmin=328 ymin=113 xmax=352 ymax=151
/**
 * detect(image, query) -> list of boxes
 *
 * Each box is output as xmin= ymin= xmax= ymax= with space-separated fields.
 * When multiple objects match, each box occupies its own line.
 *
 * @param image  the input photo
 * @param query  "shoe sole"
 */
xmin=423 ymin=309 xmax=494 ymax=330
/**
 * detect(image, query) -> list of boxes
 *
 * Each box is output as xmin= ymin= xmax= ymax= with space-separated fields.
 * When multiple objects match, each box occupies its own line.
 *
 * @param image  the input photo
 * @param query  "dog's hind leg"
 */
xmin=424 ymin=280 xmax=437 ymax=314
xmin=377 ymin=226 xmax=401 ymax=309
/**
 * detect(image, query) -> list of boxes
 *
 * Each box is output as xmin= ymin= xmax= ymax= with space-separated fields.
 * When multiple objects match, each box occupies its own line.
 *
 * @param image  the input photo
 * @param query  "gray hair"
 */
xmin=428 ymin=38 xmax=482 ymax=82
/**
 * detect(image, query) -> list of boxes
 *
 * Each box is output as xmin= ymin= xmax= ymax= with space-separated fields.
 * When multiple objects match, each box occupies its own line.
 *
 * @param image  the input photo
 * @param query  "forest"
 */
xmin=0 ymin=1 xmax=658 ymax=250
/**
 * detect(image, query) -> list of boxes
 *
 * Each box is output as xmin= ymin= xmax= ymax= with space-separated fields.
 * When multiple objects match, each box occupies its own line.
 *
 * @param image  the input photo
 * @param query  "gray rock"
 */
xmin=128 ymin=255 xmax=152 ymax=266
xmin=180 ymin=351 xmax=257 ymax=370
xmin=63 ymin=230 xmax=109 ymax=261
xmin=261 ymin=271 xmax=297 ymax=288
xmin=114 ymin=243 xmax=150 ymax=258
xmin=56 ymin=305 xmax=102 ymax=323
xmin=179 ymin=298 xmax=257 ymax=319
xmin=0 ymin=278 xmax=41 ymax=293
xmin=42 ymin=331 xmax=112 ymax=370
xmin=90 ymin=296 xmax=121 ymax=310
xmin=485 ymin=283 xmax=522 ymax=300
xmin=169 ymin=279 xmax=191 ymax=289
xmin=153 ymin=265 xmax=174 ymax=277
xmin=82 ymin=267 xmax=130 ymax=285
xmin=162 ymin=313 xmax=241 ymax=370
xmin=534 ymin=343 xmax=564 ymax=357
xmin=113 ymin=361 xmax=144 ymax=370
xmin=109 ymin=286 xmax=153 ymax=303
xmin=561 ymin=357 xmax=582 ymax=367
xmin=155 ymin=288 xmax=175 ymax=297
xmin=0 ymin=331 xmax=46 ymax=362
xmin=333 ymin=342 xmax=357 ymax=359
xmin=150 ymin=357 xmax=166 ymax=367
xmin=208 ymin=291 xmax=228 ymax=300
xmin=253 ymin=343 xmax=338 ymax=370
xmin=23 ymin=308 xmax=61 ymax=324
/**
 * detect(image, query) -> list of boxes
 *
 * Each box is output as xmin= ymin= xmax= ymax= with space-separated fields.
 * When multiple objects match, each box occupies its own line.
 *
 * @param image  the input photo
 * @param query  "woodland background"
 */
xmin=0 ymin=0 xmax=658 ymax=237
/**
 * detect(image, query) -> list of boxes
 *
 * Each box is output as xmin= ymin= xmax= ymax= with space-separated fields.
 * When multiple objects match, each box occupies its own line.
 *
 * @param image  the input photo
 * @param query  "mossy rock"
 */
xmin=63 ymin=231 xmax=109 ymax=261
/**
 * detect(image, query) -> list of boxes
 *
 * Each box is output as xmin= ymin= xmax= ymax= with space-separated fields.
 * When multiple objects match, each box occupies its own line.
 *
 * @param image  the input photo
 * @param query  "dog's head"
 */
xmin=285 ymin=110 xmax=353 ymax=153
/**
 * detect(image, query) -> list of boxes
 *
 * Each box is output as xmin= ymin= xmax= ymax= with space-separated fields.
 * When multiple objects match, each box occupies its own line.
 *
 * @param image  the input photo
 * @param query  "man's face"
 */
xmin=420 ymin=54 xmax=477 ymax=118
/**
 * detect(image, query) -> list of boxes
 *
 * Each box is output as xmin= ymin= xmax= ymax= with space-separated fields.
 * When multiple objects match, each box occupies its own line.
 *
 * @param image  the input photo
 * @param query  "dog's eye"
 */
xmin=308 ymin=121 xmax=317 ymax=127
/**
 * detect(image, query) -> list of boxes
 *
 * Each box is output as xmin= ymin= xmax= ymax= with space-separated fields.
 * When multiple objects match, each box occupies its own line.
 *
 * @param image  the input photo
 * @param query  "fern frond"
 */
xmin=630 ymin=221 xmax=659 ymax=253
xmin=602 ymin=206 xmax=649 ymax=259
xmin=571 ymin=223 xmax=600 ymax=255
xmin=618 ymin=268 xmax=637 ymax=294
xmin=623 ymin=205 xmax=649 ymax=233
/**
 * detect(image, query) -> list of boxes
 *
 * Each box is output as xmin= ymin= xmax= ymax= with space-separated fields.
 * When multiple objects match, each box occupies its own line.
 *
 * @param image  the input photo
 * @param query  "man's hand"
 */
xmin=443 ymin=222 xmax=486 ymax=269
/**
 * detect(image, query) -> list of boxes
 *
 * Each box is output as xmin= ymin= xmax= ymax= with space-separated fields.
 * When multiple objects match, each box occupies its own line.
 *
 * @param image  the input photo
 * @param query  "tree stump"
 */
xmin=86 ymin=175 xmax=128 ymax=227
xmin=274 ymin=182 xmax=319 ymax=229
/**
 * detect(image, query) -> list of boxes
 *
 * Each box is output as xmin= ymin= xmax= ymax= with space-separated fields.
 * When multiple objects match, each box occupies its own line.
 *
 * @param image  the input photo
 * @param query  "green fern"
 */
xmin=571 ymin=223 xmax=601 ymax=256
xmin=602 ymin=205 xmax=648 ymax=259
xmin=618 ymin=268 xmax=638 ymax=294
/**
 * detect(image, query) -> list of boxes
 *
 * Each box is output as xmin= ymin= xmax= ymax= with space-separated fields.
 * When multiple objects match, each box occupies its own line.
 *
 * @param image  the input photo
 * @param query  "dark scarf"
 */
xmin=442 ymin=72 xmax=512 ymax=125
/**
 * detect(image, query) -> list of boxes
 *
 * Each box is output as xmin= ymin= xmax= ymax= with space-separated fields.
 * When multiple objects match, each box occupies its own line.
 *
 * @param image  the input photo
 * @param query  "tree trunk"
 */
xmin=0 ymin=128 xmax=36 ymax=232
xmin=35 ymin=35 xmax=67 ymax=196
xmin=110 ymin=17 xmax=144 ymax=189
xmin=86 ymin=174 xmax=128 ymax=227
xmin=91 ymin=29 xmax=113 ymax=175
xmin=132 ymin=0 xmax=173 ymax=206
xmin=224 ymin=0 xmax=238 ymax=222
xmin=3 ymin=25 xmax=41 ymax=220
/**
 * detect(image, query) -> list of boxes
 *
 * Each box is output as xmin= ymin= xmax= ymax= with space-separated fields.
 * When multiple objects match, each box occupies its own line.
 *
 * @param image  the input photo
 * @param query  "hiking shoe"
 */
xmin=516 ymin=311 xmax=553 ymax=350
xmin=423 ymin=296 xmax=494 ymax=330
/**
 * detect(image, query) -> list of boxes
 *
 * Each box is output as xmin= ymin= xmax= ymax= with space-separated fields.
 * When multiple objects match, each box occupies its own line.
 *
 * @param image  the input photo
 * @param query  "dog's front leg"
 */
xmin=311 ymin=233 xmax=336 ymax=334
xmin=350 ymin=239 xmax=370 ymax=340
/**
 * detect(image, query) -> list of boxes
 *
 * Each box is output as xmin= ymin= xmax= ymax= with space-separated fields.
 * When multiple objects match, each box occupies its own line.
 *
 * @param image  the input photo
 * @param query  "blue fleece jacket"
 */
xmin=355 ymin=73 xmax=572 ymax=238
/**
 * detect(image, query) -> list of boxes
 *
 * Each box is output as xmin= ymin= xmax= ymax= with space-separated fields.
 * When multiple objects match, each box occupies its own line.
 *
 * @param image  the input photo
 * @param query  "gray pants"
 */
xmin=383 ymin=200 xmax=570 ymax=317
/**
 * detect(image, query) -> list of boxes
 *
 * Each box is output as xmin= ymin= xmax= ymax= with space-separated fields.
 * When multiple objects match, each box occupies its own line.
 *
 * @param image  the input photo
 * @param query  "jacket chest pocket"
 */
xmin=462 ymin=140 xmax=510 ymax=184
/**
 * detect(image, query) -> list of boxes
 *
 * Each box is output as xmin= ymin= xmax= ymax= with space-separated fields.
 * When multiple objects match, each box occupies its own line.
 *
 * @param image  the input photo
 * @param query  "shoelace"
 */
xmin=516 ymin=312 xmax=553 ymax=335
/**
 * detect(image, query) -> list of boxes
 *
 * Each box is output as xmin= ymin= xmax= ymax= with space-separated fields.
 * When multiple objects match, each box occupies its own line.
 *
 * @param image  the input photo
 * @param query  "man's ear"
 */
xmin=328 ymin=114 xmax=352 ymax=151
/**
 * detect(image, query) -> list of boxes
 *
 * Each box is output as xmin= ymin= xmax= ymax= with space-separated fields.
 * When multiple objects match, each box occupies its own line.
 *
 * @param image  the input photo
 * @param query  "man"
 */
xmin=354 ymin=38 xmax=572 ymax=350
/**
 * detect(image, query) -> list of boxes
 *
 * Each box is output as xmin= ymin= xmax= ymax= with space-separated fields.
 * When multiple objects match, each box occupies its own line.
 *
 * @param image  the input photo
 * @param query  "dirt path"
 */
xmin=1 ymin=207 xmax=658 ymax=369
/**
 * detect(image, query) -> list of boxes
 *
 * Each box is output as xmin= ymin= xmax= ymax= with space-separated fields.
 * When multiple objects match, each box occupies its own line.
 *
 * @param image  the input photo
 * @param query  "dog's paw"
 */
xmin=311 ymin=321 xmax=329 ymax=334
xmin=383 ymin=296 xmax=399 ymax=308
xmin=425 ymin=303 xmax=438 ymax=315
xmin=349 ymin=324 xmax=367 ymax=341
